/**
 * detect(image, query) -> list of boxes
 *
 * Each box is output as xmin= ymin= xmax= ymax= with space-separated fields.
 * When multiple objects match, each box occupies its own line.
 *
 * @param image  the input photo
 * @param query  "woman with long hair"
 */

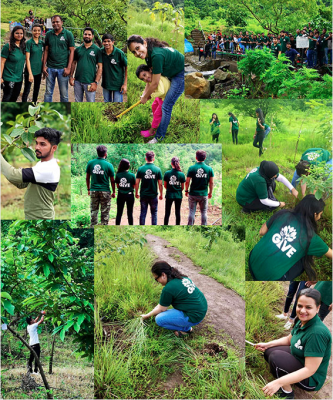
xmin=141 ymin=261 xmax=207 ymax=337
xmin=1 ymin=26 xmax=26 ymax=101
xmin=163 ymin=157 xmax=185 ymax=225
xmin=127 ymin=35 xmax=184 ymax=144
xmin=115 ymin=158 xmax=136 ymax=225
xmin=228 ymin=112 xmax=239 ymax=144
xmin=253 ymin=108 xmax=266 ymax=156
xmin=249 ymin=195 xmax=332 ymax=281
xmin=254 ymin=288 xmax=332 ymax=399
xmin=210 ymin=113 xmax=220 ymax=143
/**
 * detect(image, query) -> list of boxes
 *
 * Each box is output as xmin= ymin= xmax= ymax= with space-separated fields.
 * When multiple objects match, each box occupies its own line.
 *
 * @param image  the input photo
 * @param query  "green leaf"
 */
xmin=315 ymin=190 xmax=322 ymax=200
xmin=3 ymin=300 xmax=15 ymax=315
xmin=3 ymin=134 xmax=12 ymax=144
xmin=28 ymin=105 xmax=39 ymax=116
xmin=21 ymin=147 xmax=36 ymax=162
xmin=77 ymin=314 xmax=86 ymax=326
xmin=10 ymin=128 xmax=25 ymax=137
xmin=59 ymin=327 xmax=66 ymax=341
xmin=48 ymin=254 xmax=54 ymax=263
xmin=22 ymin=131 xmax=34 ymax=145
xmin=64 ymin=320 xmax=75 ymax=332
xmin=43 ymin=264 xmax=50 ymax=278
xmin=1 ymin=292 xmax=12 ymax=300
xmin=35 ymin=121 xmax=44 ymax=128
xmin=28 ymin=126 xmax=40 ymax=134
xmin=73 ymin=322 xmax=80 ymax=333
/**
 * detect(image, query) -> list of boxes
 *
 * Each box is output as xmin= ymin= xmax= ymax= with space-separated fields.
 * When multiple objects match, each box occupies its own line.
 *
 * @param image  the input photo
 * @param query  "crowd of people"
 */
xmin=199 ymin=25 xmax=332 ymax=68
xmin=23 ymin=9 xmax=46 ymax=34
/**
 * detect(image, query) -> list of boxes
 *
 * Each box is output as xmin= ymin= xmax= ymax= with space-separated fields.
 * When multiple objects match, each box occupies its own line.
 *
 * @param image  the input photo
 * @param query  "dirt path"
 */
xmin=145 ymin=234 xmax=245 ymax=353
xmin=109 ymin=200 xmax=221 ymax=225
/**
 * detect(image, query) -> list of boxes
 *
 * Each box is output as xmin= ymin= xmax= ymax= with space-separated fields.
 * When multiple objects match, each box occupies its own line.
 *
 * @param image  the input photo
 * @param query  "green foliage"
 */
xmin=300 ymin=161 xmax=332 ymax=200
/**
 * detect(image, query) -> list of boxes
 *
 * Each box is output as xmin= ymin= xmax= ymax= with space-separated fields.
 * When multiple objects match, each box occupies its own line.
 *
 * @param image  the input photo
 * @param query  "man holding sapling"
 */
xmin=26 ymin=310 xmax=46 ymax=374
xmin=1 ymin=128 xmax=61 ymax=220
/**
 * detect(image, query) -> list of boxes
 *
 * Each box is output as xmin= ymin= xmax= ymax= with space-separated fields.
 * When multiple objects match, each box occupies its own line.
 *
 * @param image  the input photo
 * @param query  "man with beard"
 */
xmin=0 ymin=128 xmax=61 ymax=219
xmin=43 ymin=15 xmax=75 ymax=102
xmin=69 ymin=27 xmax=103 ymax=102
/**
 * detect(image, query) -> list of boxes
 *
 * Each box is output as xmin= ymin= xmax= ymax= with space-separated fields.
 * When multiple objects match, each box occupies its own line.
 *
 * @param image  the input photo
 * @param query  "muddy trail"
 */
xmin=109 ymin=200 xmax=222 ymax=225
xmin=145 ymin=234 xmax=245 ymax=352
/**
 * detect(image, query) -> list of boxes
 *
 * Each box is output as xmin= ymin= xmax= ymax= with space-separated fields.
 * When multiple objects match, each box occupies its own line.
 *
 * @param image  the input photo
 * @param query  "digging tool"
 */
xmin=114 ymin=100 xmax=142 ymax=121
xmin=245 ymin=339 xmax=255 ymax=346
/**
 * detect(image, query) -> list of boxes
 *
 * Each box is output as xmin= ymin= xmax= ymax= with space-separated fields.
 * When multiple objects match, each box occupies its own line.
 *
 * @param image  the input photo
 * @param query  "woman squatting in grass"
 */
xmin=127 ymin=35 xmax=185 ymax=144
xmin=141 ymin=261 xmax=207 ymax=337
xmin=248 ymin=195 xmax=332 ymax=281
xmin=254 ymin=288 xmax=332 ymax=399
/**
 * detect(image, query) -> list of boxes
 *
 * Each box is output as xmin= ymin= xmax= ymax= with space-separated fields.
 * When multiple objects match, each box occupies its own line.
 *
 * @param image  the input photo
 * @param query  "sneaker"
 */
xmin=284 ymin=320 xmax=293 ymax=330
xmin=147 ymin=138 xmax=158 ymax=144
xmin=241 ymin=207 xmax=251 ymax=214
xmin=275 ymin=313 xmax=288 ymax=320
xmin=277 ymin=388 xmax=294 ymax=399
xmin=140 ymin=130 xmax=154 ymax=138
xmin=32 ymin=372 xmax=39 ymax=375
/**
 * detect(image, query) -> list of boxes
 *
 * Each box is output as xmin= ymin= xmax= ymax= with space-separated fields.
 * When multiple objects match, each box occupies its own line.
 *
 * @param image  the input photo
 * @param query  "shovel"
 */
xmin=114 ymin=100 xmax=142 ymax=121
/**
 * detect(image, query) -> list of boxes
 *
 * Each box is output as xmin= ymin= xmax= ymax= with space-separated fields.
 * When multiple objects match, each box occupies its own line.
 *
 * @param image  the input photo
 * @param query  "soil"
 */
xmin=145 ymin=234 xmax=245 ymax=353
xmin=109 ymin=201 xmax=222 ymax=226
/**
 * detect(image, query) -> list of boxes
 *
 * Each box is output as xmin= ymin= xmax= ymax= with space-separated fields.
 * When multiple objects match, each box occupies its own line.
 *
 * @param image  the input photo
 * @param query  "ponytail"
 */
xmin=151 ymin=261 xmax=187 ymax=281
xmin=171 ymin=156 xmax=182 ymax=172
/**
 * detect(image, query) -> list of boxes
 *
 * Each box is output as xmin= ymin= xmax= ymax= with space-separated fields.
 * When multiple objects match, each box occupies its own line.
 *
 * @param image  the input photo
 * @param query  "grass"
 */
xmin=94 ymin=227 xmax=246 ymax=399
xmin=221 ymin=101 xmax=332 ymax=281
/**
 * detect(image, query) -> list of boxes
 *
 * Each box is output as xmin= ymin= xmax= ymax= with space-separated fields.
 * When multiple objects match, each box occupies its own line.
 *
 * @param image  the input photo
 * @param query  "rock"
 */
xmin=185 ymin=72 xmax=211 ymax=99
xmin=209 ymin=78 xmax=216 ymax=90
xmin=214 ymin=69 xmax=232 ymax=82
xmin=218 ymin=63 xmax=230 ymax=70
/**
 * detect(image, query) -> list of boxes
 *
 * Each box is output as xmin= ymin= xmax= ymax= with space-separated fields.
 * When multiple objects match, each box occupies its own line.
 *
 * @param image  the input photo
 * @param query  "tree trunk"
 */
xmin=6 ymin=325 xmax=53 ymax=399
xmin=49 ymin=334 xmax=56 ymax=374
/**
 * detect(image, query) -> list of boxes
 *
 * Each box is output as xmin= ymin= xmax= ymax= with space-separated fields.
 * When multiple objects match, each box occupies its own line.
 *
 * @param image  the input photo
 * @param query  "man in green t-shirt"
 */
xmin=136 ymin=151 xmax=163 ymax=225
xmin=321 ymin=28 xmax=331 ymax=65
xmin=185 ymin=150 xmax=214 ymax=226
xmin=280 ymin=31 xmax=291 ymax=53
xmin=271 ymin=37 xmax=282 ymax=58
xmin=69 ymin=27 xmax=102 ymax=102
xmin=86 ymin=145 xmax=115 ymax=227
xmin=43 ymin=15 xmax=75 ymax=102
xmin=101 ymin=33 xmax=127 ymax=102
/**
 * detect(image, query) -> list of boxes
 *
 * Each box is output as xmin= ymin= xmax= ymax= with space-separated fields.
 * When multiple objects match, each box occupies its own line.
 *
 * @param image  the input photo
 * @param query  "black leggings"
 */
xmin=253 ymin=132 xmax=265 ymax=156
xmin=319 ymin=302 xmax=331 ymax=321
xmin=2 ymin=80 xmax=23 ymax=102
xmin=232 ymin=130 xmax=238 ymax=144
xmin=241 ymin=180 xmax=277 ymax=212
xmin=212 ymin=134 xmax=219 ymax=143
xmin=116 ymin=193 xmax=134 ymax=225
xmin=22 ymin=73 xmax=42 ymax=102
xmin=264 ymin=346 xmax=316 ymax=391
xmin=28 ymin=343 xmax=41 ymax=373
xmin=164 ymin=198 xmax=182 ymax=225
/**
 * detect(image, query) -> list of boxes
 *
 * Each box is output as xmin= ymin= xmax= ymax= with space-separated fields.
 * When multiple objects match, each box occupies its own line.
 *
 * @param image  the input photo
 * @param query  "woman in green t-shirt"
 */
xmin=253 ymin=108 xmax=266 ymax=156
xmin=115 ymin=159 xmax=136 ymax=225
xmin=163 ymin=157 xmax=185 ymax=225
xmin=228 ymin=112 xmax=239 ymax=144
xmin=209 ymin=113 xmax=220 ymax=143
xmin=1 ymin=26 xmax=26 ymax=102
xmin=127 ymin=35 xmax=184 ymax=144
xmin=249 ymin=195 xmax=332 ymax=281
xmin=141 ymin=261 xmax=208 ymax=337
xmin=253 ymin=288 xmax=332 ymax=398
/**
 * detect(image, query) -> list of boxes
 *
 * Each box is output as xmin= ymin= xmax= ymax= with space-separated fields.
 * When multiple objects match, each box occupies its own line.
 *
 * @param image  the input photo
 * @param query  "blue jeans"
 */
xmin=74 ymin=80 xmax=96 ymax=102
xmin=155 ymin=70 xmax=184 ymax=140
xmin=212 ymin=50 xmax=216 ymax=59
xmin=264 ymin=126 xmax=271 ymax=138
xmin=292 ymin=158 xmax=332 ymax=188
xmin=44 ymin=68 xmax=69 ymax=102
xmin=230 ymin=42 xmax=234 ymax=52
xmin=188 ymin=195 xmax=208 ymax=225
xmin=155 ymin=309 xmax=203 ymax=332
xmin=103 ymin=88 xmax=123 ymax=102
xmin=140 ymin=196 xmax=158 ymax=225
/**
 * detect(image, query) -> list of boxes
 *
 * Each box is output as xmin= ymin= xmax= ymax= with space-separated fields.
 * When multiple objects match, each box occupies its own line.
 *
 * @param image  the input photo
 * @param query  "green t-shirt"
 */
xmin=25 ymin=38 xmax=44 ymax=75
xmin=291 ymin=314 xmax=331 ymax=390
xmin=301 ymin=148 xmax=331 ymax=165
xmin=45 ymin=28 xmax=75 ymax=69
xmin=159 ymin=277 xmax=208 ymax=323
xmin=314 ymin=282 xmax=332 ymax=306
xmin=256 ymin=118 xmax=265 ymax=134
xmin=74 ymin=44 xmax=102 ymax=84
xmin=136 ymin=163 xmax=162 ymax=198
xmin=101 ymin=46 xmax=127 ymax=91
xmin=249 ymin=212 xmax=329 ymax=280
xmin=322 ymin=34 xmax=329 ymax=48
xmin=261 ymin=36 xmax=268 ymax=44
xmin=115 ymin=171 xmax=136 ymax=195
xmin=187 ymin=162 xmax=214 ymax=196
xmin=163 ymin=169 xmax=186 ymax=199
xmin=271 ymin=43 xmax=281 ymax=57
xmin=236 ymin=167 xmax=270 ymax=206
xmin=1 ymin=43 xmax=25 ymax=82
xmin=210 ymin=119 xmax=220 ymax=135
xmin=86 ymin=158 xmax=115 ymax=192
xmin=280 ymin=35 xmax=290 ymax=52
xmin=229 ymin=116 xmax=239 ymax=131
xmin=146 ymin=46 xmax=184 ymax=79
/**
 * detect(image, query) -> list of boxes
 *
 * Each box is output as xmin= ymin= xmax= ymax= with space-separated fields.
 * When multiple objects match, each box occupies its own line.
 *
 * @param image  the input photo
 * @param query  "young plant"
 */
xmin=299 ymin=161 xmax=332 ymax=200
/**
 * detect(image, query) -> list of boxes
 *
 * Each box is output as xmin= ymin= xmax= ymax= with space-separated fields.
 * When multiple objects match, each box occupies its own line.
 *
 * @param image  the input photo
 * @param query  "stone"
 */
xmin=214 ymin=69 xmax=232 ymax=82
xmin=185 ymin=72 xmax=211 ymax=99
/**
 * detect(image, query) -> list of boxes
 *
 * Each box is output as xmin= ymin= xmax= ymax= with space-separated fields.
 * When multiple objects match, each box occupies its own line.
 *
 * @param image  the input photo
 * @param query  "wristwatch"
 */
xmin=94 ymin=81 xmax=98 ymax=85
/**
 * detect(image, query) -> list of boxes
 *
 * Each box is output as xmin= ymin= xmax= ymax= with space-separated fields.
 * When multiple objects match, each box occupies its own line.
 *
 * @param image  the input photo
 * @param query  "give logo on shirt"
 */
xmin=196 ymin=168 xmax=207 ymax=178
xmin=306 ymin=152 xmax=320 ymax=161
xmin=272 ymin=225 xmax=297 ymax=258
xmin=92 ymin=164 xmax=104 ymax=175
xmin=144 ymin=169 xmax=156 ymax=179
xmin=60 ymin=36 xmax=65 ymax=41
xmin=119 ymin=177 xmax=130 ymax=187
xmin=169 ymin=175 xmax=179 ymax=186
xmin=111 ymin=59 xmax=117 ymax=65
xmin=89 ymin=51 xmax=96 ymax=56
xmin=246 ymin=168 xmax=258 ymax=179
xmin=182 ymin=278 xmax=195 ymax=294
xmin=294 ymin=339 xmax=303 ymax=350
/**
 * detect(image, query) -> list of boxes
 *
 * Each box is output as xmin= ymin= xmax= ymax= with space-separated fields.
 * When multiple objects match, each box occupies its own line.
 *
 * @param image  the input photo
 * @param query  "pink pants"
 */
xmin=151 ymin=97 xmax=163 ymax=129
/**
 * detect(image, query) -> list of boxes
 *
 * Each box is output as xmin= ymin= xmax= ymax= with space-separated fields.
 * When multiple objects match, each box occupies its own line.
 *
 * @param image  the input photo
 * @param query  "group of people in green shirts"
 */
xmin=0 ymin=15 xmax=127 ymax=102
xmin=86 ymin=147 xmax=215 ymax=226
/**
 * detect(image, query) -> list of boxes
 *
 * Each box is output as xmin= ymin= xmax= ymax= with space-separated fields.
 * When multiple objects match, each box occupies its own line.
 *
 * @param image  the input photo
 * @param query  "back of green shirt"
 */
xmin=164 ymin=169 xmax=186 ymax=199
xmin=301 ymin=148 xmax=331 ymax=165
xmin=86 ymin=158 xmax=114 ymax=192
xmin=250 ymin=212 xmax=329 ymax=280
xmin=315 ymin=282 xmax=332 ymax=306
xmin=159 ymin=277 xmax=208 ymax=323
xmin=115 ymin=171 xmax=136 ymax=195
xmin=236 ymin=167 xmax=268 ymax=206
xmin=136 ymin=163 xmax=162 ymax=198
xmin=229 ymin=116 xmax=239 ymax=130
xmin=187 ymin=162 xmax=214 ymax=196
